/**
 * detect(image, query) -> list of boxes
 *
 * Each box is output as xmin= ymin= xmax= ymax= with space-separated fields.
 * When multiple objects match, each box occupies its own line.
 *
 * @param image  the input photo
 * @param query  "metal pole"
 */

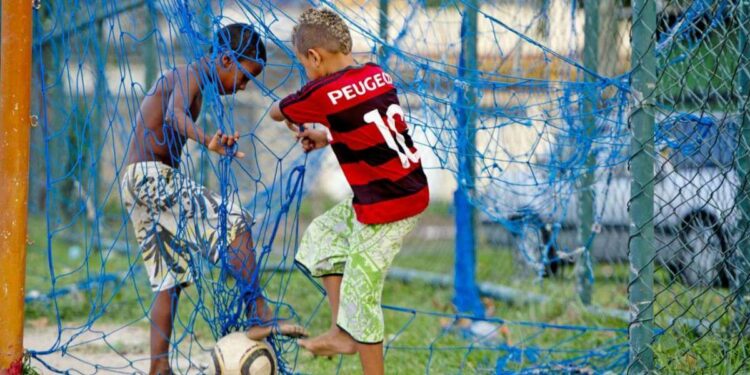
xmin=577 ymin=0 xmax=600 ymax=306
xmin=378 ymin=0 xmax=389 ymax=64
xmin=600 ymin=0 xmax=618 ymax=77
xmin=0 ymin=0 xmax=2 ymax=67
xmin=144 ymin=0 xmax=159 ymax=89
xmin=541 ymin=0 xmax=551 ymax=79
xmin=453 ymin=0 xmax=484 ymax=317
xmin=628 ymin=0 xmax=657 ymax=373
xmin=734 ymin=0 xmax=750 ymax=332
xmin=92 ymin=20 xmax=106 ymax=216
xmin=198 ymin=5 xmax=213 ymax=189
xmin=0 ymin=0 xmax=33 ymax=371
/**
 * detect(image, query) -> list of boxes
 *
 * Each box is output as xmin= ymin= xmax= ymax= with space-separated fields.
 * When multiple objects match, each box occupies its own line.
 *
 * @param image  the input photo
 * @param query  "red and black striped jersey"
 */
xmin=279 ymin=63 xmax=429 ymax=224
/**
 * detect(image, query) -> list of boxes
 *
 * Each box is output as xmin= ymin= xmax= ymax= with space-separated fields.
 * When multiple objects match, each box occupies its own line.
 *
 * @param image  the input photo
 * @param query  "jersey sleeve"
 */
xmin=278 ymin=80 xmax=331 ymax=125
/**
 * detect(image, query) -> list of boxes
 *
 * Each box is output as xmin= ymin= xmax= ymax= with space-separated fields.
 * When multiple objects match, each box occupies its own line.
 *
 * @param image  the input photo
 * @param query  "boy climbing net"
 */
xmin=122 ymin=23 xmax=307 ymax=375
xmin=270 ymin=8 xmax=430 ymax=375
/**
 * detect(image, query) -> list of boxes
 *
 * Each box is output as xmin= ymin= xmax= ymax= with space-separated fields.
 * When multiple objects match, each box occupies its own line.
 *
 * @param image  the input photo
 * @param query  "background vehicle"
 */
xmin=484 ymin=113 xmax=739 ymax=287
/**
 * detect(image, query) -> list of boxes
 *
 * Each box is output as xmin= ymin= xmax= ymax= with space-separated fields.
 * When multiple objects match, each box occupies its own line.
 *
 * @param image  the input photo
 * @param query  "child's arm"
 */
xmin=166 ymin=73 xmax=210 ymax=145
xmin=166 ymin=69 xmax=245 ymax=158
xmin=271 ymin=100 xmax=329 ymax=152
xmin=269 ymin=102 xmax=285 ymax=122
xmin=270 ymin=102 xmax=299 ymax=132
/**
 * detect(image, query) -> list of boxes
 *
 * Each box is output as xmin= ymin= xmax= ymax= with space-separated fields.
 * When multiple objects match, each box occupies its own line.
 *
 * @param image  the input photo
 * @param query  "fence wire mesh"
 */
xmin=627 ymin=0 xmax=750 ymax=372
xmin=14 ymin=0 xmax=750 ymax=373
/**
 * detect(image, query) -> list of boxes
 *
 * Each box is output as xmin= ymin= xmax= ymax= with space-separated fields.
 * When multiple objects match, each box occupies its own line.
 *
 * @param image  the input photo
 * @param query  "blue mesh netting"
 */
xmin=24 ymin=0 xmax=746 ymax=373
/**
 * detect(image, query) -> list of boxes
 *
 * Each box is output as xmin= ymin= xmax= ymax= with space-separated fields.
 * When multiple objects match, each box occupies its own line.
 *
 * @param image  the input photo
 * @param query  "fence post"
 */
xmin=453 ymin=0 xmax=484 ymax=317
xmin=92 ymin=20 xmax=106 ymax=217
xmin=0 ymin=0 xmax=33 ymax=371
xmin=628 ymin=0 xmax=657 ymax=372
xmin=199 ymin=6 xmax=213 ymax=189
xmin=734 ymin=0 xmax=750 ymax=332
xmin=144 ymin=0 xmax=159 ymax=89
xmin=378 ymin=0 xmax=389 ymax=64
xmin=578 ymin=0 xmax=600 ymax=306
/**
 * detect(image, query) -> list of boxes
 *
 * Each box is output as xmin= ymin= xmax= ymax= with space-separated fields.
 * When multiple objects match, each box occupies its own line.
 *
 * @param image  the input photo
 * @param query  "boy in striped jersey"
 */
xmin=270 ymin=8 xmax=429 ymax=375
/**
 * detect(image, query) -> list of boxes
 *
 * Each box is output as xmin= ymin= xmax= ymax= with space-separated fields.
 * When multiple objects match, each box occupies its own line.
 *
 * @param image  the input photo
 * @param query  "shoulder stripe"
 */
xmin=281 ymin=68 xmax=351 ymax=109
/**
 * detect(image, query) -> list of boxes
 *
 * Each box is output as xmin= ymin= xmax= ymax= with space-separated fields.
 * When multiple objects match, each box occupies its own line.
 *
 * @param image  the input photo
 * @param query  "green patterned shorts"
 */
xmin=122 ymin=162 xmax=252 ymax=292
xmin=296 ymin=198 xmax=418 ymax=343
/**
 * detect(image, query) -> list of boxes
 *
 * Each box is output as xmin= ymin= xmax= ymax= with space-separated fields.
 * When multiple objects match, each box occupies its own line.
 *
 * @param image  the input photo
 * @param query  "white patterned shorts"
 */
xmin=122 ymin=162 xmax=252 ymax=292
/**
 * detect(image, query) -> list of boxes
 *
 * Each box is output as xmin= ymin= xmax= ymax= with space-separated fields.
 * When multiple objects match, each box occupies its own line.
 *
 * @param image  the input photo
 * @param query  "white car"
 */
xmin=484 ymin=113 xmax=739 ymax=287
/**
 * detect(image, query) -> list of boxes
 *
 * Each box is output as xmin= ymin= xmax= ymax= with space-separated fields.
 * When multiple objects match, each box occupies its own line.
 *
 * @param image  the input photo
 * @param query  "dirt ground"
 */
xmin=24 ymin=320 xmax=213 ymax=374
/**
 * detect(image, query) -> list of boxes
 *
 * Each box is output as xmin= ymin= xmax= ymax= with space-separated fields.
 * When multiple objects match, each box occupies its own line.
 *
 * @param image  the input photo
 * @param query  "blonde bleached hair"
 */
xmin=292 ymin=8 xmax=353 ymax=55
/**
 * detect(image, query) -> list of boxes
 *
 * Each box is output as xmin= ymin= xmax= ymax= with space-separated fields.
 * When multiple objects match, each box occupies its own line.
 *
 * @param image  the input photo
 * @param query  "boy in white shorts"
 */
xmin=123 ymin=23 xmax=305 ymax=375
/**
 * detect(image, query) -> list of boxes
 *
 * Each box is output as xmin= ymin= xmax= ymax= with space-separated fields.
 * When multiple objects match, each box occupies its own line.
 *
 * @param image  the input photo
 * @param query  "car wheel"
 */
xmin=677 ymin=213 xmax=729 ymax=288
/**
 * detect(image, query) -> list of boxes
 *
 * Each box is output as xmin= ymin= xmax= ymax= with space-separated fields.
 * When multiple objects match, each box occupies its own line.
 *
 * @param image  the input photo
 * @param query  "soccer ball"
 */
xmin=212 ymin=332 xmax=277 ymax=375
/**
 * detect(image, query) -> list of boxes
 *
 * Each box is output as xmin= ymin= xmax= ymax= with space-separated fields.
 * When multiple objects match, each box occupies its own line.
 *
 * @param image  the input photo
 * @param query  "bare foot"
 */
xmin=247 ymin=322 xmax=309 ymax=341
xmin=298 ymin=328 xmax=357 ymax=356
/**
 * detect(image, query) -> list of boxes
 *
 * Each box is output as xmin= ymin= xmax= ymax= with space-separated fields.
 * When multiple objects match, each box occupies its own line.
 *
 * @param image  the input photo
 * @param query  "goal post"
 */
xmin=0 ymin=0 xmax=34 ymax=371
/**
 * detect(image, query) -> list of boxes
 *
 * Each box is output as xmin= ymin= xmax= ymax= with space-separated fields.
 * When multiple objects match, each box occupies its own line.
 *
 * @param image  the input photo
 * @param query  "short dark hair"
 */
xmin=212 ymin=23 xmax=266 ymax=64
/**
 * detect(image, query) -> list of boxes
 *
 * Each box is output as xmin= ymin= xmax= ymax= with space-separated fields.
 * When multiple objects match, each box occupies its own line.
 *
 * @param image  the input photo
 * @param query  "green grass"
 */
xmin=266 ymin=265 xmax=627 ymax=374
xmin=657 ymin=30 xmax=743 ymax=112
xmin=23 ymin=354 xmax=42 ymax=375
xmin=23 ymin=212 xmax=750 ymax=373
xmin=24 ymin=214 xmax=151 ymax=325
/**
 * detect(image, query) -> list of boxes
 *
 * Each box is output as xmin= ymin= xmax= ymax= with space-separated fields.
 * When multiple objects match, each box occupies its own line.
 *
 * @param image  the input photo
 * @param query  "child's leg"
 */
xmin=225 ymin=230 xmax=307 ymax=340
xmin=295 ymin=198 xmax=360 ymax=352
xmin=357 ymin=342 xmax=385 ymax=375
xmin=298 ymin=275 xmax=356 ymax=355
xmin=323 ymin=275 xmax=343 ymax=326
xmin=150 ymin=286 xmax=181 ymax=375
xmin=299 ymin=215 xmax=419 ymax=373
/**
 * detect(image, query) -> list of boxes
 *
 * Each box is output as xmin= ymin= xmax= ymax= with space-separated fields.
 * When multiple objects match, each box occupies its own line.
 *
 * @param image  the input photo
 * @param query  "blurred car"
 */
xmin=484 ymin=112 xmax=740 ymax=287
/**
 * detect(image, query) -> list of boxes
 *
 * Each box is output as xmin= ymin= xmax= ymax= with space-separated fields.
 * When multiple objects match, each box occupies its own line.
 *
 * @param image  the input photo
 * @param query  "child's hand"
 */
xmin=297 ymin=128 xmax=329 ymax=153
xmin=285 ymin=119 xmax=300 ymax=133
xmin=207 ymin=130 xmax=246 ymax=158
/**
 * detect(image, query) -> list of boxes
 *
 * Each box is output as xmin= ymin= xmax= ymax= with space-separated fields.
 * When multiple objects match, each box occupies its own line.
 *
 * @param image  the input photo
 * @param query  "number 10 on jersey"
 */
xmin=363 ymin=104 xmax=421 ymax=169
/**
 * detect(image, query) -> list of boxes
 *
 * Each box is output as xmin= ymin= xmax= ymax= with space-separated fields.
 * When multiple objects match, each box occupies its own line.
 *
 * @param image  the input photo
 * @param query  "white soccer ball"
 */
xmin=212 ymin=332 xmax=277 ymax=375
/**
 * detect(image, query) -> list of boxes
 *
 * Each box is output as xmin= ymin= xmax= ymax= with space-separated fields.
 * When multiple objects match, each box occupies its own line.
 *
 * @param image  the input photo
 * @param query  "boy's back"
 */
xmin=269 ymin=8 xmax=428 ymax=374
xmin=280 ymin=62 xmax=429 ymax=224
